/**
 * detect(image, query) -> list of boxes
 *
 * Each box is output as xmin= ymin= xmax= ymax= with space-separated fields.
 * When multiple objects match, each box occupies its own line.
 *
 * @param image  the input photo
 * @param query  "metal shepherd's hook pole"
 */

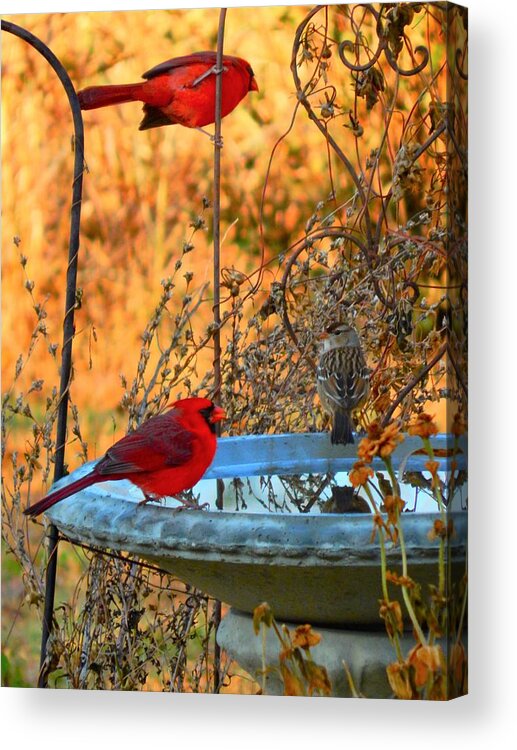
xmin=1 ymin=20 xmax=85 ymax=688
xmin=212 ymin=6 xmax=227 ymax=693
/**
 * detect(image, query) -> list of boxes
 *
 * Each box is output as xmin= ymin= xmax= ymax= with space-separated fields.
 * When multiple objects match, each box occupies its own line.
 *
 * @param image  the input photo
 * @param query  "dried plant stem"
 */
xmin=363 ymin=483 xmax=404 ymax=663
xmin=384 ymin=456 xmax=427 ymax=648
xmin=382 ymin=343 xmax=447 ymax=425
xmin=260 ymin=623 xmax=268 ymax=695
xmin=342 ymin=660 xmax=362 ymax=698
xmin=170 ymin=601 xmax=198 ymax=690
xmin=421 ymin=437 xmax=448 ymax=620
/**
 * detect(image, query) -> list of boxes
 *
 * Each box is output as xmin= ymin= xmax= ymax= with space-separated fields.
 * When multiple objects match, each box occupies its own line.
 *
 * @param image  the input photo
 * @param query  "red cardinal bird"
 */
xmin=24 ymin=397 xmax=225 ymax=517
xmin=77 ymin=51 xmax=258 ymax=133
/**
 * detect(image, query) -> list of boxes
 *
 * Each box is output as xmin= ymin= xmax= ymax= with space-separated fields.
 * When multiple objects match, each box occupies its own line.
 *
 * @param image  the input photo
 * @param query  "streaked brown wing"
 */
xmin=318 ymin=350 xmax=369 ymax=410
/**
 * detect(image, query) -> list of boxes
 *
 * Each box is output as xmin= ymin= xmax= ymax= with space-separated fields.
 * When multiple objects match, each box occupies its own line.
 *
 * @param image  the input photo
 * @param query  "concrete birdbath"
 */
xmin=45 ymin=432 xmax=467 ymax=696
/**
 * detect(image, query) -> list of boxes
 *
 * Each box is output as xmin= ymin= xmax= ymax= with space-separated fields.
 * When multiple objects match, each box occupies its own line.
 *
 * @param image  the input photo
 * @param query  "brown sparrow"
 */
xmin=317 ymin=322 xmax=369 ymax=445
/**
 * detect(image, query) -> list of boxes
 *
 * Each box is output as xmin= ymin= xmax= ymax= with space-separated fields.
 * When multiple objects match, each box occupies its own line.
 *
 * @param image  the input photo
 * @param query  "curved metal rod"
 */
xmin=279 ymin=227 xmax=374 ymax=372
xmin=384 ymin=44 xmax=429 ymax=76
xmin=338 ymin=37 xmax=385 ymax=72
xmin=211 ymin=5 xmax=227 ymax=693
xmin=373 ymin=120 xmax=447 ymax=249
xmin=337 ymin=3 xmax=385 ymax=72
xmin=1 ymin=19 xmax=85 ymax=688
xmin=291 ymin=6 xmax=374 ymax=248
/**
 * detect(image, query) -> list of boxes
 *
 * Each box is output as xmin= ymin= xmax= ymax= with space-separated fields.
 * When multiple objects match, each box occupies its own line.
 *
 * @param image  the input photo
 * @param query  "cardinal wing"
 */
xmin=142 ymin=52 xmax=216 ymax=80
xmin=96 ymin=412 xmax=193 ymax=476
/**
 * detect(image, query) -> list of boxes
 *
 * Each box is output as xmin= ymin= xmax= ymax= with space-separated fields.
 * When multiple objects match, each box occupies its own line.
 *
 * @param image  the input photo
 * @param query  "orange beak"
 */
xmin=318 ymin=331 xmax=330 ymax=341
xmin=250 ymin=76 xmax=259 ymax=92
xmin=210 ymin=406 xmax=226 ymax=424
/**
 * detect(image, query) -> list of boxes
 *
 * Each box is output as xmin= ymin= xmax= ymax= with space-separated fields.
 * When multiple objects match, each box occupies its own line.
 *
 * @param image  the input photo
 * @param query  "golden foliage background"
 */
xmin=2 ymin=6 xmax=314 ymax=416
xmin=1 ymin=4 xmax=466 ymax=689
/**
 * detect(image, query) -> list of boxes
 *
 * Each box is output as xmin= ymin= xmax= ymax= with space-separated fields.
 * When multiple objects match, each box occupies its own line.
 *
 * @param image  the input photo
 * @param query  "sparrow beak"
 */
xmin=318 ymin=331 xmax=330 ymax=341
xmin=250 ymin=77 xmax=259 ymax=92
xmin=210 ymin=406 xmax=226 ymax=424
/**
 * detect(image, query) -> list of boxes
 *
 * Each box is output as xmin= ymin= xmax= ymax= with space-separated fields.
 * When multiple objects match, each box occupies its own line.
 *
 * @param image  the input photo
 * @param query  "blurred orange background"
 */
xmin=2 ymin=4 xmax=462 ymax=688
xmin=2 ymin=6 xmax=314 ymax=425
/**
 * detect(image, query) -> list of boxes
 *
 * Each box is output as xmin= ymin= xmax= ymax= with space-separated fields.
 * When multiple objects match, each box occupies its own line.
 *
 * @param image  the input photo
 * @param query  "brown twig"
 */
xmin=382 ymin=342 xmax=447 ymax=425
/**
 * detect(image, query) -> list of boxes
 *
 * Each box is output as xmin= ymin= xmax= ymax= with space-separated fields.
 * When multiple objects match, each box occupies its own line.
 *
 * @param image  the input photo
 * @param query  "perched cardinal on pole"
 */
xmin=24 ymin=397 xmax=225 ymax=517
xmin=78 ymin=51 xmax=258 ymax=134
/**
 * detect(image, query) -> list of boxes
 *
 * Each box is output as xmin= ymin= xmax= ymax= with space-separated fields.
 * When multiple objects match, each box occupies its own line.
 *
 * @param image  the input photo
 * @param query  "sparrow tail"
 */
xmin=331 ymin=409 xmax=354 ymax=445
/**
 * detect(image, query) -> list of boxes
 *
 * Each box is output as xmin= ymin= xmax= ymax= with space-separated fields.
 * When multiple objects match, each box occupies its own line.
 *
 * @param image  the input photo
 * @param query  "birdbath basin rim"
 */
xmin=44 ymin=432 xmax=467 ymax=625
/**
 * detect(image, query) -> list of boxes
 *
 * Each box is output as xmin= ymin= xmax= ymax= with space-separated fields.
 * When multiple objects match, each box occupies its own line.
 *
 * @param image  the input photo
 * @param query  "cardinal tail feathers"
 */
xmin=78 ymin=83 xmax=145 ymax=110
xmin=23 ymin=473 xmax=96 ymax=517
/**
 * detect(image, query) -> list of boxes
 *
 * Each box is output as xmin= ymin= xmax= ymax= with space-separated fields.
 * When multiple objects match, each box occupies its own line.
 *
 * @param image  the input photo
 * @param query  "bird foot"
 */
xmin=171 ymin=502 xmax=211 ymax=513
xmin=195 ymin=127 xmax=223 ymax=148
xmin=138 ymin=493 xmax=159 ymax=506
xmin=192 ymin=64 xmax=228 ymax=87
xmin=171 ymin=498 xmax=211 ymax=512
xmin=138 ymin=493 xmax=209 ymax=511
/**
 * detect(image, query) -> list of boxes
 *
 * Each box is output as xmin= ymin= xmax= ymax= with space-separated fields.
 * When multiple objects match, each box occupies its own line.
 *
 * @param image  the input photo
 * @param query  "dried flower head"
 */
xmin=221 ymin=266 xmax=248 ymax=297
xmin=358 ymin=421 xmax=403 ymax=462
xmin=292 ymin=624 xmax=321 ymax=650
xmin=451 ymin=412 xmax=467 ymax=437
xmin=382 ymin=494 xmax=406 ymax=525
xmin=408 ymin=644 xmax=445 ymax=688
xmin=349 ymin=460 xmax=374 ymax=487
xmin=408 ymin=413 xmax=439 ymax=438
xmin=424 ymin=459 xmax=441 ymax=490
xmin=385 ymin=570 xmax=415 ymax=589
xmin=252 ymin=602 xmax=273 ymax=635
xmin=428 ymin=518 xmax=455 ymax=541
xmin=387 ymin=662 xmax=415 ymax=700
xmin=379 ymin=598 xmax=404 ymax=637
